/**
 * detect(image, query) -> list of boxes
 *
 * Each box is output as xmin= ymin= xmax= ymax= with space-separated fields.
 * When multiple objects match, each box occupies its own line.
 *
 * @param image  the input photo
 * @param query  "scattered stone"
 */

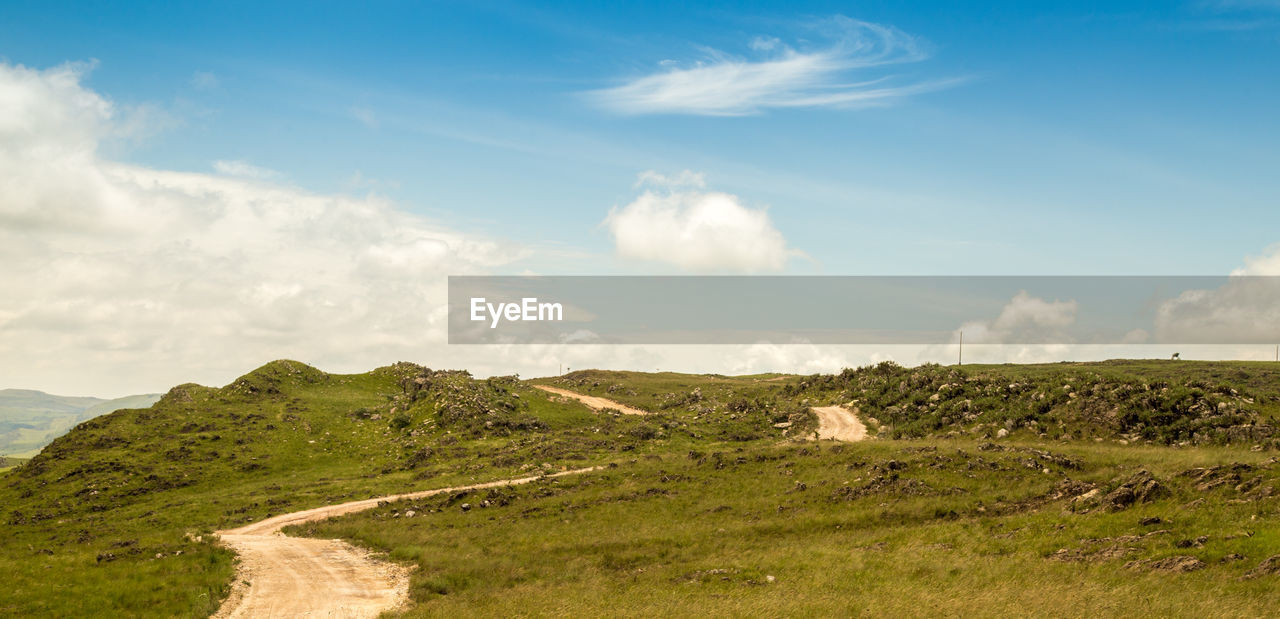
xmin=1242 ymin=555 xmax=1280 ymax=579
xmin=1125 ymin=555 xmax=1205 ymax=573
xmin=1049 ymin=545 xmax=1138 ymax=562
xmin=996 ymin=428 xmax=1009 ymax=439
xmin=1140 ymin=516 xmax=1163 ymax=526
xmin=460 ymin=503 xmax=472 ymax=512
xmin=1103 ymin=470 xmax=1166 ymax=511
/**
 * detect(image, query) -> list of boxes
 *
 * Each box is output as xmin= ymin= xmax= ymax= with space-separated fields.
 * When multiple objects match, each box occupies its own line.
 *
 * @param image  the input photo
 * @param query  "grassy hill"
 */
xmin=1 ymin=359 xmax=1278 ymax=616
xmin=0 ymin=360 xmax=788 ymax=616
xmin=0 ymin=389 xmax=161 ymax=457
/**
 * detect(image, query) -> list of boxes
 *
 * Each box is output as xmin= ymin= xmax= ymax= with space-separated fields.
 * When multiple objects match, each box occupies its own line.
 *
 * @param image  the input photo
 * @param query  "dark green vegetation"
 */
xmin=1 ymin=359 xmax=1278 ymax=616
xmin=0 ymin=389 xmax=161 ymax=457
xmin=788 ymin=360 xmax=1280 ymax=446
xmin=0 ymin=360 xmax=801 ymax=616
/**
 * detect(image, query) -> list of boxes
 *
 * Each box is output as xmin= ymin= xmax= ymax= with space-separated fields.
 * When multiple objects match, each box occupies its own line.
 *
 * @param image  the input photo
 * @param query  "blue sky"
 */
xmin=3 ymin=2 xmax=1280 ymax=393
xmin=3 ymin=0 xmax=1278 ymax=275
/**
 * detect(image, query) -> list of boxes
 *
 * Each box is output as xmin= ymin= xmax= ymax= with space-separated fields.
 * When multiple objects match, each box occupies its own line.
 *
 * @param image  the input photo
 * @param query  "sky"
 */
xmin=2 ymin=1 xmax=1279 ymax=395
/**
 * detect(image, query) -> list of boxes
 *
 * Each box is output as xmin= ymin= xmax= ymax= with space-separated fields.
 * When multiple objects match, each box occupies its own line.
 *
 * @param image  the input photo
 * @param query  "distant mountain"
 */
xmin=0 ymin=389 xmax=161 ymax=457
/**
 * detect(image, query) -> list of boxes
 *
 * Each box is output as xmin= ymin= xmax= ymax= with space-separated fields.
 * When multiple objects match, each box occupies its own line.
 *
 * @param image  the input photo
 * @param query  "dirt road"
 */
xmin=811 ymin=406 xmax=868 ymax=441
xmin=533 ymin=385 xmax=648 ymax=415
xmin=214 ymin=467 xmax=598 ymax=618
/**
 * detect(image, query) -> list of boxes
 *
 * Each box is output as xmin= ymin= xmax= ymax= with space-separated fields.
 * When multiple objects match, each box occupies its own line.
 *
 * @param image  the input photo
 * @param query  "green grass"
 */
xmin=0 ymin=361 xmax=810 ymax=616
xmin=2 ymin=359 xmax=1278 ymax=616
xmin=295 ymin=439 xmax=1280 ymax=616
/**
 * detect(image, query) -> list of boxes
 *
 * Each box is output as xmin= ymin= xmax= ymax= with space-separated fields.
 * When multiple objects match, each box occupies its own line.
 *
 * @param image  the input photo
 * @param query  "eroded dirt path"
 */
xmin=533 ymin=385 xmax=648 ymax=415
xmin=811 ymin=406 xmax=868 ymax=441
xmin=214 ymin=467 xmax=599 ymax=618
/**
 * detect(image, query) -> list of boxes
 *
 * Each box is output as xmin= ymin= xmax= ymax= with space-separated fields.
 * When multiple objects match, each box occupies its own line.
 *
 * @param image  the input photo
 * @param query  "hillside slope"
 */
xmin=0 ymin=360 xmax=728 ymax=616
xmin=0 ymin=390 xmax=161 ymax=457
xmin=2 ymin=359 xmax=1278 ymax=616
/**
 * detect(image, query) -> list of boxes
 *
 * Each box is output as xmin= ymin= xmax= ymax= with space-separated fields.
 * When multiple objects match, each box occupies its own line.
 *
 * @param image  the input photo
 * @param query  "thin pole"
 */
xmin=958 ymin=331 xmax=963 ymax=366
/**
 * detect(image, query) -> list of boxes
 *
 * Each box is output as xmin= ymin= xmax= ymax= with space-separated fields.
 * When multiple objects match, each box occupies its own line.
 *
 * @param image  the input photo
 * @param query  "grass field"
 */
xmin=295 ymin=439 xmax=1280 ymax=616
xmin=0 ymin=361 xmax=810 ymax=616
xmin=1 ymin=359 xmax=1278 ymax=616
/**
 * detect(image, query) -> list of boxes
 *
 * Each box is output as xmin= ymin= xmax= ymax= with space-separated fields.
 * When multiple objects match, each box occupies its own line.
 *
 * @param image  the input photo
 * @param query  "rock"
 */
xmin=1125 ymin=555 xmax=1205 ymax=572
xmin=1103 ymin=470 xmax=1166 ymax=511
xmin=460 ymin=503 xmax=472 ymax=512
xmin=765 ymin=575 xmax=776 ymax=583
xmin=1242 ymin=555 xmax=1280 ymax=579
xmin=1140 ymin=516 xmax=1164 ymax=526
xmin=996 ymin=428 xmax=1009 ymax=439
xmin=405 ymin=510 xmax=416 ymax=518
xmin=1221 ymin=553 xmax=1246 ymax=562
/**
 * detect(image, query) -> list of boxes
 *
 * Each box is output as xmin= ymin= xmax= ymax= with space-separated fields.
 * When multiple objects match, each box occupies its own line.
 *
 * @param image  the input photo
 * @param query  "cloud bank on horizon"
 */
xmin=0 ymin=61 xmax=520 ymax=393
xmin=0 ymin=60 xmax=818 ymax=394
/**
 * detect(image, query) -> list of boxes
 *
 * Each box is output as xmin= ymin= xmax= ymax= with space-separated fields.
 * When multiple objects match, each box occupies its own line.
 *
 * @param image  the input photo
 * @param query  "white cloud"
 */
xmin=604 ymin=171 xmax=798 ymax=272
xmin=1231 ymin=242 xmax=1280 ymax=276
xmin=212 ymin=159 xmax=280 ymax=179
xmin=1154 ymin=244 xmax=1280 ymax=344
xmin=958 ymin=291 xmax=1079 ymax=344
xmin=588 ymin=16 xmax=959 ymax=116
xmin=0 ymin=61 xmax=525 ymax=395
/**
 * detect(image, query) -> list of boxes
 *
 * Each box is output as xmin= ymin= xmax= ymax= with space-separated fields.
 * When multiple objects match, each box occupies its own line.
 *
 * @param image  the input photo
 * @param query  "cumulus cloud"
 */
xmin=588 ymin=16 xmax=960 ymax=116
xmin=1154 ymin=244 xmax=1280 ymax=344
xmin=604 ymin=171 xmax=798 ymax=272
xmin=0 ymin=61 xmax=523 ymax=394
xmin=958 ymin=291 xmax=1079 ymax=344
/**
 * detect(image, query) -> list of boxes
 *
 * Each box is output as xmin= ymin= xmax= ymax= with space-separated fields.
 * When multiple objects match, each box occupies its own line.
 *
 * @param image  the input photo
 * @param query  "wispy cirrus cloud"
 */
xmin=588 ymin=16 xmax=961 ymax=116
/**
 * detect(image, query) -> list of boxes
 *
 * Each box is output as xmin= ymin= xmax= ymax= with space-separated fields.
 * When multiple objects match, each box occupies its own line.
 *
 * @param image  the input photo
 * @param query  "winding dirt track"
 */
xmin=211 ymin=389 xmax=859 ymax=616
xmin=811 ymin=406 xmax=868 ymax=441
xmin=533 ymin=385 xmax=649 ymax=415
xmin=214 ymin=467 xmax=598 ymax=618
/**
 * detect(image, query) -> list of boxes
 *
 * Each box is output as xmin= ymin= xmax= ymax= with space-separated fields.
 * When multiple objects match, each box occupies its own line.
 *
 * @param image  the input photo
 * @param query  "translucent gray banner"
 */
xmin=447 ymin=276 xmax=1280 ymax=345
